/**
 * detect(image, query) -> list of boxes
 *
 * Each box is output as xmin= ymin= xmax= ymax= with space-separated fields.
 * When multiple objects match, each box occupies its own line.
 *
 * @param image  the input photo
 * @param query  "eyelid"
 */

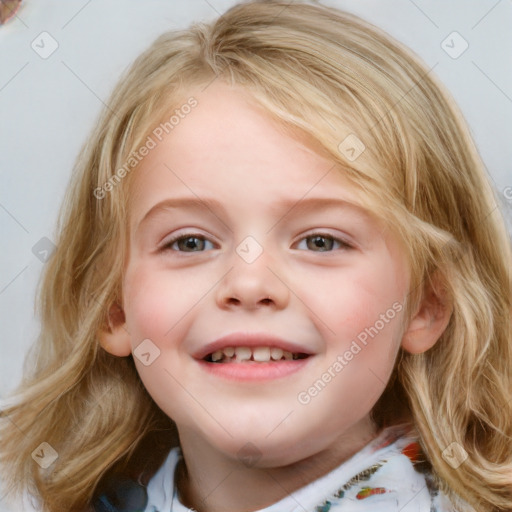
xmin=293 ymin=230 xmax=355 ymax=250
xmin=158 ymin=229 xmax=355 ymax=253
xmin=159 ymin=231 xmax=216 ymax=251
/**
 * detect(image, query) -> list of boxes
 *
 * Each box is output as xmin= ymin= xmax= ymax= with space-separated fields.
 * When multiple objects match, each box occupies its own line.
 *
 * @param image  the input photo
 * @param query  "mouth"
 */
xmin=204 ymin=346 xmax=310 ymax=363
xmin=193 ymin=332 xmax=314 ymax=380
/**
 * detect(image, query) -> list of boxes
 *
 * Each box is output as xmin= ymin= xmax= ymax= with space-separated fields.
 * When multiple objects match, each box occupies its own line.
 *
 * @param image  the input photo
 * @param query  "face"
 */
xmin=120 ymin=81 xmax=410 ymax=467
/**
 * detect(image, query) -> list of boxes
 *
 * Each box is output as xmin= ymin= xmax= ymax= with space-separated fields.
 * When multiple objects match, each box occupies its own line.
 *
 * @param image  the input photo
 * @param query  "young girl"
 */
xmin=1 ymin=1 xmax=511 ymax=511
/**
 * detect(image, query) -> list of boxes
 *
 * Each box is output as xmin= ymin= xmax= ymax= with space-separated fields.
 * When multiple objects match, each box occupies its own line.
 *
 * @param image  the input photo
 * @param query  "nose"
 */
xmin=215 ymin=248 xmax=290 ymax=311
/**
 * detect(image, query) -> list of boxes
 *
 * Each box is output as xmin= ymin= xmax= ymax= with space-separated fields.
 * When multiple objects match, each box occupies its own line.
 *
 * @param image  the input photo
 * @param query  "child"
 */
xmin=1 ymin=1 xmax=511 ymax=511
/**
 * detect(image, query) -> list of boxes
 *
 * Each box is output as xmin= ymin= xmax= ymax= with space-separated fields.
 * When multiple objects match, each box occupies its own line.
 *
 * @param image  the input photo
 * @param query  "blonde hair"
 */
xmin=1 ymin=1 xmax=511 ymax=510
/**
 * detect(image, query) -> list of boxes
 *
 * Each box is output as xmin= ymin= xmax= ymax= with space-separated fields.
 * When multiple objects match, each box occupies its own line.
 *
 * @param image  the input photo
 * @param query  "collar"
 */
xmin=141 ymin=424 xmax=459 ymax=512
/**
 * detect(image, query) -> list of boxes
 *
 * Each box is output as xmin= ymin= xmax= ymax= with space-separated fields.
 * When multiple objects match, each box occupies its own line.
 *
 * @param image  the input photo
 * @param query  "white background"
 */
xmin=1 ymin=1 xmax=511 ymax=510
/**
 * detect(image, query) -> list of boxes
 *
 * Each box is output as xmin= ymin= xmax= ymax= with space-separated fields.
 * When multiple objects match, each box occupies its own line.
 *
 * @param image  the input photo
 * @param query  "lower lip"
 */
xmin=196 ymin=358 xmax=312 ymax=381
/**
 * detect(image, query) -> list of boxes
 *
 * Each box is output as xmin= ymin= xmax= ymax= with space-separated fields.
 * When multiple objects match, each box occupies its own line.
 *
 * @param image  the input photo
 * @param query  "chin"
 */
xmin=207 ymin=427 xmax=314 ymax=468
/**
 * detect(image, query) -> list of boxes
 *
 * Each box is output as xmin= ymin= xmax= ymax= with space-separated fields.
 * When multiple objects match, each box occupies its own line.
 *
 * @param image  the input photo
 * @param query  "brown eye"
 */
xmin=162 ymin=235 xmax=214 ymax=252
xmin=307 ymin=235 xmax=334 ymax=251
xmin=296 ymin=233 xmax=352 ymax=252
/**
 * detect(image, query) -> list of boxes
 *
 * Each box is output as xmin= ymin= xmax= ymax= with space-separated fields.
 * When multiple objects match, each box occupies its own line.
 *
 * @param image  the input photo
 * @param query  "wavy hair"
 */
xmin=1 ymin=1 xmax=511 ymax=511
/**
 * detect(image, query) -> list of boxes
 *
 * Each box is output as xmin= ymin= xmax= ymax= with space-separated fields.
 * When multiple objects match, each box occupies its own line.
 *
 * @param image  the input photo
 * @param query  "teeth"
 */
xmin=283 ymin=350 xmax=293 ymax=360
xmin=211 ymin=350 xmax=223 ymax=362
xmin=270 ymin=348 xmax=283 ymax=360
xmin=223 ymin=346 xmax=235 ymax=357
xmin=252 ymin=346 xmax=270 ymax=362
xmin=235 ymin=347 xmax=252 ymax=361
xmin=207 ymin=346 xmax=307 ymax=363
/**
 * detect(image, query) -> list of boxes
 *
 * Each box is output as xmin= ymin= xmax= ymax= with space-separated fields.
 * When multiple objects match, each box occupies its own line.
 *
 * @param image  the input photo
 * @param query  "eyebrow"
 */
xmin=136 ymin=196 xmax=370 ymax=234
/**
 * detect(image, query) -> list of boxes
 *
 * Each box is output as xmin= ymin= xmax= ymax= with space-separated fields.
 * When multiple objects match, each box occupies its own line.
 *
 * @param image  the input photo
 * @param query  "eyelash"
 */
xmin=160 ymin=232 xmax=354 ymax=253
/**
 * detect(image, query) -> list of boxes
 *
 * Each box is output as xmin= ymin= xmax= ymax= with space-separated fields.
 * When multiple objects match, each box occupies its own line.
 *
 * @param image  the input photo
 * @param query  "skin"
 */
xmin=100 ymin=81 xmax=451 ymax=512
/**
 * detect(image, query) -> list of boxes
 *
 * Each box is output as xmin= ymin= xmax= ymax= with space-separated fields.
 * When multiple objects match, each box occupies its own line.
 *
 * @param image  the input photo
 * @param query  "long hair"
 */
xmin=1 ymin=1 xmax=511 ymax=510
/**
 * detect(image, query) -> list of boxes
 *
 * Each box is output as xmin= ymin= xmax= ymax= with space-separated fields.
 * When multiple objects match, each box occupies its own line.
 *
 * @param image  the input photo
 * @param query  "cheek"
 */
xmin=123 ymin=262 xmax=207 ymax=341
xmin=305 ymin=252 xmax=407 ymax=382
xmin=123 ymin=263 xmax=192 ymax=346
xmin=122 ymin=266 xmax=193 ymax=421
xmin=123 ymin=268 xmax=168 ymax=341
xmin=314 ymin=268 xmax=405 ymax=340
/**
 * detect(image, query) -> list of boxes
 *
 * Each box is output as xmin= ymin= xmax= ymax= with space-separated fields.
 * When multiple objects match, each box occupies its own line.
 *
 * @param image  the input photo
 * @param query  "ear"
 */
xmin=97 ymin=302 xmax=132 ymax=357
xmin=402 ymin=274 xmax=452 ymax=354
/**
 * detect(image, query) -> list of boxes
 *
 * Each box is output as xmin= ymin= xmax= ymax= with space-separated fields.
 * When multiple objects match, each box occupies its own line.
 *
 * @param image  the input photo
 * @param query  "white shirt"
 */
xmin=143 ymin=425 xmax=468 ymax=512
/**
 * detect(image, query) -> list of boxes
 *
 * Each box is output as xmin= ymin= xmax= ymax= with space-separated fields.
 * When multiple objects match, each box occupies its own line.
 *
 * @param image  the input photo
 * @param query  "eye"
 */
xmin=295 ymin=233 xmax=352 ymax=252
xmin=161 ymin=234 xmax=215 ymax=252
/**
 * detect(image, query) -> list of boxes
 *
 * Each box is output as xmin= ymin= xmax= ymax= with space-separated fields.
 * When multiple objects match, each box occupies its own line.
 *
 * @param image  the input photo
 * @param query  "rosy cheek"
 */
xmin=329 ymin=280 xmax=403 ymax=350
xmin=124 ymin=268 xmax=169 ymax=340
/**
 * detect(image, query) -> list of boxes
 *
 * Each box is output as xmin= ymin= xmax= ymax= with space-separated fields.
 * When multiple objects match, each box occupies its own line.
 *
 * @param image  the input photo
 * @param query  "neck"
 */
xmin=175 ymin=417 xmax=378 ymax=512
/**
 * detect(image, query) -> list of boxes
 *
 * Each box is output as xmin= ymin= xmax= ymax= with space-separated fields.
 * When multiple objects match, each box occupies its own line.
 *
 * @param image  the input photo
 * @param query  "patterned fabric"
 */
xmin=94 ymin=425 xmax=470 ymax=512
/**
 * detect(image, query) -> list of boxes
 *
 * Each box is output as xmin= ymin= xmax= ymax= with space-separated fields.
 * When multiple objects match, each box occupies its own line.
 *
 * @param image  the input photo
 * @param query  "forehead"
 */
xmin=128 ymin=81 xmax=366 ymax=222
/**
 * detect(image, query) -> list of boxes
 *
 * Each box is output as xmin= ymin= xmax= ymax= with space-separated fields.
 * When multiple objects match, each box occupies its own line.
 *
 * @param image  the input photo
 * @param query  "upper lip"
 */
xmin=193 ymin=332 xmax=315 ymax=360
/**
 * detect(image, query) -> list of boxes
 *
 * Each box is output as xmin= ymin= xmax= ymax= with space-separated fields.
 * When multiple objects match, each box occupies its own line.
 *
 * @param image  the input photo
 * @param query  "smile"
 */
xmin=204 ymin=346 xmax=310 ymax=363
xmin=194 ymin=332 xmax=314 ymax=380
